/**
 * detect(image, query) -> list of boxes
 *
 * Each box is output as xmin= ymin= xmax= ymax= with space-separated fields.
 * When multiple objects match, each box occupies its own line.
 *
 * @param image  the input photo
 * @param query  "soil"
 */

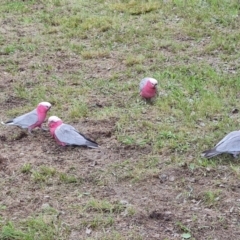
xmin=1 ymin=115 xmax=240 ymax=239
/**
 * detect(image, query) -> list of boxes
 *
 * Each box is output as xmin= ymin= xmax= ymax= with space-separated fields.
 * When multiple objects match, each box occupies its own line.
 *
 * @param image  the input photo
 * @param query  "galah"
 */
xmin=202 ymin=130 xmax=240 ymax=158
xmin=48 ymin=116 xmax=98 ymax=148
xmin=1 ymin=102 xmax=51 ymax=133
xmin=139 ymin=77 xmax=158 ymax=100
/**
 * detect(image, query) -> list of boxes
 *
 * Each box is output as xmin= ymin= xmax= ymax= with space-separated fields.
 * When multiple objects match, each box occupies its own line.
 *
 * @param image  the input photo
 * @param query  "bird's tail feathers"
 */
xmin=1 ymin=118 xmax=14 ymax=125
xmin=201 ymin=148 xmax=220 ymax=158
xmin=0 ymin=119 xmax=11 ymax=125
xmin=86 ymin=139 xmax=98 ymax=148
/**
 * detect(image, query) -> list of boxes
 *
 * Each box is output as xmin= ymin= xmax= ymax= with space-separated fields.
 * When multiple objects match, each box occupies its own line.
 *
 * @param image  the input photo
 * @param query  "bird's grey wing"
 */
xmin=139 ymin=78 xmax=148 ymax=91
xmin=55 ymin=124 xmax=88 ymax=145
xmin=216 ymin=134 xmax=240 ymax=152
xmin=215 ymin=131 xmax=240 ymax=147
xmin=6 ymin=109 xmax=38 ymax=128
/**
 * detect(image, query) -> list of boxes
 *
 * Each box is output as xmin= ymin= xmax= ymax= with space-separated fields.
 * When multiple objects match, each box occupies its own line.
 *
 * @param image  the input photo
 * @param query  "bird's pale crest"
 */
xmin=149 ymin=78 xmax=158 ymax=85
xmin=48 ymin=116 xmax=61 ymax=123
xmin=39 ymin=102 xmax=52 ymax=108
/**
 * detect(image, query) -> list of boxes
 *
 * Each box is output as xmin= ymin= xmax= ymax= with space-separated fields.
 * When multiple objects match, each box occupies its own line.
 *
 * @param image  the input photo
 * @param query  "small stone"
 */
xmin=159 ymin=174 xmax=168 ymax=183
xmin=169 ymin=176 xmax=175 ymax=182
xmin=164 ymin=211 xmax=172 ymax=215
xmin=120 ymin=200 xmax=129 ymax=205
xmin=230 ymin=206 xmax=234 ymax=213
xmin=86 ymin=228 xmax=92 ymax=235
xmin=188 ymin=178 xmax=196 ymax=183
xmin=41 ymin=203 xmax=50 ymax=210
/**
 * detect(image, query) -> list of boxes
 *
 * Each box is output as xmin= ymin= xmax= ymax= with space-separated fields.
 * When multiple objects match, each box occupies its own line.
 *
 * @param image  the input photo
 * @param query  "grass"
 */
xmin=202 ymin=190 xmax=222 ymax=206
xmin=31 ymin=166 xmax=56 ymax=183
xmin=0 ymin=215 xmax=69 ymax=240
xmin=0 ymin=0 xmax=240 ymax=239
xmin=84 ymin=199 xmax=125 ymax=214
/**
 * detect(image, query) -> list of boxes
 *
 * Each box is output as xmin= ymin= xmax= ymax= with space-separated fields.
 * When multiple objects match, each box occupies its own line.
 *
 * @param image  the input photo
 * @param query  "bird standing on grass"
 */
xmin=139 ymin=77 xmax=158 ymax=101
xmin=48 ymin=116 xmax=98 ymax=148
xmin=202 ymin=130 xmax=240 ymax=158
xmin=1 ymin=102 xmax=51 ymax=133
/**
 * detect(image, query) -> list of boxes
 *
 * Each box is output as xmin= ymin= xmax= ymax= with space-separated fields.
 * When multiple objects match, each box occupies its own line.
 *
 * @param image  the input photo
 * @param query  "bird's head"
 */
xmin=48 ymin=116 xmax=61 ymax=124
xmin=148 ymin=78 xmax=158 ymax=88
xmin=48 ymin=115 xmax=63 ymax=128
xmin=38 ymin=102 xmax=52 ymax=112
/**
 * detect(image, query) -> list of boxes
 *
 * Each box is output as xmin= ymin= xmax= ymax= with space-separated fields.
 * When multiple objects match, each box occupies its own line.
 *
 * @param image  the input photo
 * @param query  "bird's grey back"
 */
xmin=215 ymin=131 xmax=240 ymax=152
xmin=55 ymin=124 xmax=88 ymax=145
xmin=139 ymin=78 xmax=149 ymax=91
xmin=8 ymin=109 xmax=38 ymax=128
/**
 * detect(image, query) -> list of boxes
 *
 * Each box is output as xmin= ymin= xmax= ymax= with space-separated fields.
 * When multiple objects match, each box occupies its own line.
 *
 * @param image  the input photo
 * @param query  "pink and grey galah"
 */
xmin=139 ymin=77 xmax=158 ymax=100
xmin=202 ymin=130 xmax=240 ymax=158
xmin=48 ymin=116 xmax=98 ymax=148
xmin=1 ymin=102 xmax=51 ymax=133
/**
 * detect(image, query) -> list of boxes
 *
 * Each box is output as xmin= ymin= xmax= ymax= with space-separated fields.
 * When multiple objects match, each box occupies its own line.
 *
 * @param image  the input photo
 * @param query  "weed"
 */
xmin=81 ymin=50 xmax=110 ymax=59
xmin=59 ymin=173 xmax=78 ymax=184
xmin=176 ymin=221 xmax=191 ymax=234
xmin=202 ymin=190 xmax=221 ymax=206
xmin=82 ymin=215 xmax=114 ymax=229
xmin=31 ymin=166 xmax=56 ymax=183
xmin=21 ymin=163 xmax=32 ymax=174
xmin=84 ymin=199 xmax=124 ymax=214
xmin=0 ymin=205 xmax=6 ymax=210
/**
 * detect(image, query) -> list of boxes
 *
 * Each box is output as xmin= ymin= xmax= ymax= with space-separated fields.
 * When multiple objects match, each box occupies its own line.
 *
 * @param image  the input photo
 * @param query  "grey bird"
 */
xmin=202 ymin=131 xmax=240 ymax=158
xmin=139 ymin=77 xmax=158 ymax=100
xmin=48 ymin=116 xmax=98 ymax=148
xmin=1 ymin=102 xmax=51 ymax=133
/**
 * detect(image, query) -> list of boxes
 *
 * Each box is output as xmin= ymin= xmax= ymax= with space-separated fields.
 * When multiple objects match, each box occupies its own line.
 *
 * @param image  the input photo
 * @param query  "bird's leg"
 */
xmin=146 ymin=98 xmax=154 ymax=105
xmin=28 ymin=128 xmax=33 ymax=135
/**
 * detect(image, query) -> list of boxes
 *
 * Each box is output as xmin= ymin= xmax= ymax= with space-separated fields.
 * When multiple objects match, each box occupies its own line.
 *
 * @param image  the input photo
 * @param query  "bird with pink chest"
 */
xmin=48 ymin=116 xmax=98 ymax=148
xmin=1 ymin=102 xmax=51 ymax=133
xmin=139 ymin=77 xmax=158 ymax=101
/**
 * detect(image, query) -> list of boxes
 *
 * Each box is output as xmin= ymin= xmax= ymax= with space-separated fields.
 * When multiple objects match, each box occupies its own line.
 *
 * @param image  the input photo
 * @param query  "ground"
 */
xmin=0 ymin=0 xmax=240 ymax=239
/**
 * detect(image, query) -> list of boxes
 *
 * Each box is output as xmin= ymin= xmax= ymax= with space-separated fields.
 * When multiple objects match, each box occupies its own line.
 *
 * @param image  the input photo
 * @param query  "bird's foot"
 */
xmin=27 ymin=129 xmax=33 ymax=135
xmin=41 ymin=127 xmax=48 ymax=131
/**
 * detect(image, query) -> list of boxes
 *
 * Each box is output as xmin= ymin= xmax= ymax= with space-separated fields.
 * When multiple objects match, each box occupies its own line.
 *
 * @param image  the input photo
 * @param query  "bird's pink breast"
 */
xmin=31 ymin=105 xmax=49 ymax=129
xmin=49 ymin=121 xmax=65 ymax=146
xmin=141 ymin=86 xmax=156 ymax=98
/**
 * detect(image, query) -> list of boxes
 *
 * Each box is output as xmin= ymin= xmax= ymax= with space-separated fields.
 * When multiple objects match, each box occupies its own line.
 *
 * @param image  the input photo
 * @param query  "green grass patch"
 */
xmin=0 ymin=215 xmax=69 ymax=240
